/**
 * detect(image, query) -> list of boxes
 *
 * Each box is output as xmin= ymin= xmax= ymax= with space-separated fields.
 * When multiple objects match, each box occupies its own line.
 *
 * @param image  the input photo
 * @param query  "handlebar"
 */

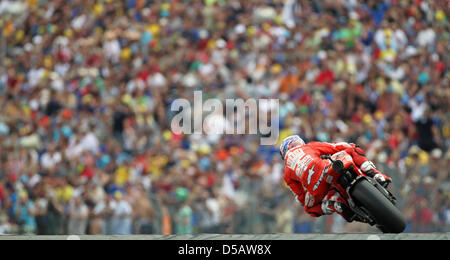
xmin=320 ymin=155 xmax=333 ymax=161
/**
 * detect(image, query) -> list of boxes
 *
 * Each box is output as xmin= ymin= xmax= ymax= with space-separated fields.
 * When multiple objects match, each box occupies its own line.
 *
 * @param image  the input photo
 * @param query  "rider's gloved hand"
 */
xmin=360 ymin=161 xmax=392 ymax=188
xmin=373 ymin=172 xmax=391 ymax=187
xmin=366 ymin=169 xmax=392 ymax=188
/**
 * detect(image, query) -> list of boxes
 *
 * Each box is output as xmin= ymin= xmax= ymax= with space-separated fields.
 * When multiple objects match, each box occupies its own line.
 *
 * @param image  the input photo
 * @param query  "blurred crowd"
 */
xmin=0 ymin=0 xmax=448 ymax=235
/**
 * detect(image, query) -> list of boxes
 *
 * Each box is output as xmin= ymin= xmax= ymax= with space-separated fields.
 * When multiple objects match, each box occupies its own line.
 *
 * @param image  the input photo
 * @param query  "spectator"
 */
xmin=0 ymin=211 xmax=11 ymax=235
xmin=90 ymin=197 xmax=108 ymax=235
xmin=276 ymin=200 xmax=294 ymax=234
xmin=34 ymin=189 xmax=50 ymax=235
xmin=175 ymin=194 xmax=193 ymax=235
xmin=46 ymin=191 xmax=64 ymax=235
xmin=0 ymin=0 xmax=447 ymax=235
xmin=67 ymin=196 xmax=89 ymax=235
xmin=257 ymin=184 xmax=278 ymax=234
xmin=415 ymin=108 xmax=440 ymax=152
xmin=40 ymin=143 xmax=62 ymax=173
xmin=161 ymin=205 xmax=172 ymax=235
xmin=12 ymin=191 xmax=36 ymax=235
xmin=0 ymin=182 xmax=3 ymax=208
xmin=110 ymin=191 xmax=132 ymax=235
xmin=130 ymin=186 xmax=155 ymax=234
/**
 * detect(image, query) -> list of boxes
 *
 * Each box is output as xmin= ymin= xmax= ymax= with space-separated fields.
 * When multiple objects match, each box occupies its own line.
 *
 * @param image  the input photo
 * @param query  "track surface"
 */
xmin=0 ymin=233 xmax=448 ymax=240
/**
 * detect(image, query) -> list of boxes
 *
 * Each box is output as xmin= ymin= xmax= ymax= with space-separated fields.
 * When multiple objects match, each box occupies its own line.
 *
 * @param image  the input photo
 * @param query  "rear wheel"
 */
xmin=350 ymin=178 xmax=406 ymax=233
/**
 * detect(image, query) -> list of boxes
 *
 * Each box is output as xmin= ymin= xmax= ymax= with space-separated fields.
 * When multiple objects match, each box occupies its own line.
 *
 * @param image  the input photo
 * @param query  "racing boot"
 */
xmin=320 ymin=191 xmax=365 ymax=223
xmin=360 ymin=161 xmax=392 ymax=188
xmin=321 ymin=200 xmax=366 ymax=223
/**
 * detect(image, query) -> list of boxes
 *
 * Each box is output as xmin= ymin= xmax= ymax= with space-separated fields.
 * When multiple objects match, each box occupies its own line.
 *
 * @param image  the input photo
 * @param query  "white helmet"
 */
xmin=280 ymin=135 xmax=305 ymax=160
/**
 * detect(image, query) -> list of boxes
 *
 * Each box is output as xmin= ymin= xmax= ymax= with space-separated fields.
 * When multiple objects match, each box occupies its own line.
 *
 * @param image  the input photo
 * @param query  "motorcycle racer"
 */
xmin=280 ymin=135 xmax=392 ymax=222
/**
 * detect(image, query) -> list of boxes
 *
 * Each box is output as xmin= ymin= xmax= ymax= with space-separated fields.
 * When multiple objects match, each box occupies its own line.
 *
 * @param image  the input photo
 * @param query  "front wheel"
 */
xmin=350 ymin=178 xmax=406 ymax=233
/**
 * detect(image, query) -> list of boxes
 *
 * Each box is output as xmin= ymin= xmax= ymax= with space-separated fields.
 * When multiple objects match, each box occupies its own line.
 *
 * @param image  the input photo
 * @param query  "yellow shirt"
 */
xmin=56 ymin=185 xmax=74 ymax=203
xmin=115 ymin=166 xmax=130 ymax=186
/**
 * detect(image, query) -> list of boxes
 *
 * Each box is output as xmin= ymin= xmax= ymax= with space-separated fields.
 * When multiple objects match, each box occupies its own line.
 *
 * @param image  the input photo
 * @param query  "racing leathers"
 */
xmin=283 ymin=141 xmax=391 ymax=221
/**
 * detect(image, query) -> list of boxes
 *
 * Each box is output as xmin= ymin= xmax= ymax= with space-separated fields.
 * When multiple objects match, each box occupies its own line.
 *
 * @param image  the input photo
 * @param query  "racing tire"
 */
xmin=350 ymin=178 xmax=406 ymax=233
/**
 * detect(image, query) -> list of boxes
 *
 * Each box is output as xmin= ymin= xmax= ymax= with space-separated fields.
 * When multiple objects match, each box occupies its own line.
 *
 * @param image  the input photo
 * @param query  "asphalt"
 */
xmin=0 ymin=233 xmax=448 ymax=240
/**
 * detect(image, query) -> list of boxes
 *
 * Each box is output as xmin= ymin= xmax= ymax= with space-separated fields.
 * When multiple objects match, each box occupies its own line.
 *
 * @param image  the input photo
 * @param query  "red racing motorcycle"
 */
xmin=322 ymin=151 xmax=406 ymax=233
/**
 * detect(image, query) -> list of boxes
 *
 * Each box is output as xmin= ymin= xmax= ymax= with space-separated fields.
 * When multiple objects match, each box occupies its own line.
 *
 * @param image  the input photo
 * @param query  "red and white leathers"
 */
xmin=283 ymin=141 xmax=391 ymax=219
